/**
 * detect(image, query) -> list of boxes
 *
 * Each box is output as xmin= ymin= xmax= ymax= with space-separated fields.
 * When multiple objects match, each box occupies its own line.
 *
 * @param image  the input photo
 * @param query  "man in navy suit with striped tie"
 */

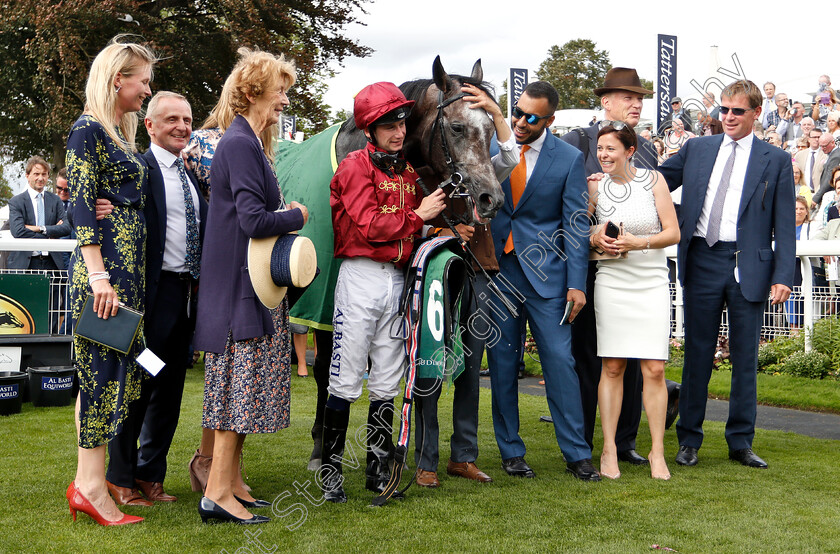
xmin=660 ymin=80 xmax=795 ymax=469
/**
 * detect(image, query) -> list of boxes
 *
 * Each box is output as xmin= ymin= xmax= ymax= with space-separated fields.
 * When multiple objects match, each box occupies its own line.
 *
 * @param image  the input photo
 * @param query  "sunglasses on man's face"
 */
xmin=719 ymin=106 xmax=755 ymax=116
xmin=56 ymin=186 xmax=69 ymax=192
xmin=512 ymin=105 xmax=551 ymax=125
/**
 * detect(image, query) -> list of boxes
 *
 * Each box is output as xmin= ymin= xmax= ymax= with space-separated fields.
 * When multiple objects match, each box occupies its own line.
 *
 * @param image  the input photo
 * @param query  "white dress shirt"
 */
xmin=695 ymin=134 xmax=754 ymax=242
xmin=150 ymin=143 xmax=201 ymax=274
xmin=519 ymin=128 xmax=549 ymax=184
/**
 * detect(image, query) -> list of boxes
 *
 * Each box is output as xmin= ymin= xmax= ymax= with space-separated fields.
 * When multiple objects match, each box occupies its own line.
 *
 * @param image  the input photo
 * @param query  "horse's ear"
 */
xmin=470 ymin=59 xmax=483 ymax=83
xmin=432 ymin=55 xmax=450 ymax=94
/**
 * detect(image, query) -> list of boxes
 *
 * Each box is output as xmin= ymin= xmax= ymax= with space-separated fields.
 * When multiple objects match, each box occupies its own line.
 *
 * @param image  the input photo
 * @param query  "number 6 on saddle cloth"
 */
xmin=372 ymin=236 xmax=469 ymax=507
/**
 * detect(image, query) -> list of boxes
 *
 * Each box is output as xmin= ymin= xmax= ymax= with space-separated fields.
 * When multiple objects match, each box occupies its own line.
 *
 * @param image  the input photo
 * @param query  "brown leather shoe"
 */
xmin=415 ymin=469 xmax=440 ymax=488
xmin=136 ymin=479 xmax=177 ymax=502
xmin=446 ymin=460 xmax=493 ymax=483
xmin=106 ymin=480 xmax=153 ymax=506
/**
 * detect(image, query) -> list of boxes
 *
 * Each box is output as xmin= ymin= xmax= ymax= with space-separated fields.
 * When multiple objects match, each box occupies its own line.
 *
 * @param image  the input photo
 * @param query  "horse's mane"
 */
xmin=399 ymin=76 xmax=497 ymax=106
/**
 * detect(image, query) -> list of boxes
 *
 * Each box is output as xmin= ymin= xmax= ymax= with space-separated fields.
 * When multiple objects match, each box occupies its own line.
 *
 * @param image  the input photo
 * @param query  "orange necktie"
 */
xmin=504 ymin=145 xmax=530 ymax=254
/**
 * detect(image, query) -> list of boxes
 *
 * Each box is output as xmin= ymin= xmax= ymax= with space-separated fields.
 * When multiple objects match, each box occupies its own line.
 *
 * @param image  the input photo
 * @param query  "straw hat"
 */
xmin=248 ymin=233 xmax=318 ymax=309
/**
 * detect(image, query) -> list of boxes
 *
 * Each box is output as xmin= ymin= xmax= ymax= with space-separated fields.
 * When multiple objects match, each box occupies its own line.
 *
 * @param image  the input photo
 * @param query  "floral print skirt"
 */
xmin=202 ymin=300 xmax=291 ymax=434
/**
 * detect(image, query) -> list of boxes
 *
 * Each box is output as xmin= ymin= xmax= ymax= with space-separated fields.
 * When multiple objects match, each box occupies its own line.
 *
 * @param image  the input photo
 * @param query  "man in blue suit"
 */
xmin=8 ymin=156 xmax=71 ymax=271
xmin=660 ymin=79 xmax=795 ymax=469
xmin=487 ymin=81 xmax=598 ymax=481
xmin=107 ymin=91 xmax=208 ymax=504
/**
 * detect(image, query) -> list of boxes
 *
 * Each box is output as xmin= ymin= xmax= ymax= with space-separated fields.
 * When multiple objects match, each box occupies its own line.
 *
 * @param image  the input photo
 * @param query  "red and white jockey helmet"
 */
xmin=353 ymin=82 xmax=415 ymax=131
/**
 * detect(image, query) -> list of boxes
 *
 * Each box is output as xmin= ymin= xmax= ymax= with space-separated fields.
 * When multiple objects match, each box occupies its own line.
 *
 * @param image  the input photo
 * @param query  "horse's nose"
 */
xmin=478 ymin=190 xmax=504 ymax=219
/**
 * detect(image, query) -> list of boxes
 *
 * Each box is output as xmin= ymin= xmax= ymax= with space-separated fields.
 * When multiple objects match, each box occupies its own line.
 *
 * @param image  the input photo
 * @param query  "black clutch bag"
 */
xmin=74 ymin=295 xmax=143 ymax=354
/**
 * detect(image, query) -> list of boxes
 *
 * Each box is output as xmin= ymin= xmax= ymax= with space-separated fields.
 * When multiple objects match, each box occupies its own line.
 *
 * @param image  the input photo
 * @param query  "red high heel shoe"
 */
xmin=67 ymin=482 xmax=144 ymax=526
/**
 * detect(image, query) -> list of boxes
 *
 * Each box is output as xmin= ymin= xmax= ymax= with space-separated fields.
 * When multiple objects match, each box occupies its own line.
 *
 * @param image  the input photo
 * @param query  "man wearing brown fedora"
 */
xmin=561 ymin=67 xmax=679 ymax=468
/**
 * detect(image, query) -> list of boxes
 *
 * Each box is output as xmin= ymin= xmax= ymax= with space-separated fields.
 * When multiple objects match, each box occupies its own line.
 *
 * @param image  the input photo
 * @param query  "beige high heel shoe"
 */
xmin=599 ymin=455 xmax=621 ymax=480
xmin=649 ymin=454 xmax=671 ymax=481
xmin=188 ymin=449 xmax=212 ymax=492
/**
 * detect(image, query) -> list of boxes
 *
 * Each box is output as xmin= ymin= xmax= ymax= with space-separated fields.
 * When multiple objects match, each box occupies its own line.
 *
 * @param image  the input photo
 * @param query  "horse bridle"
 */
xmin=428 ymin=89 xmax=475 ymax=225
xmin=417 ymin=88 xmax=519 ymax=319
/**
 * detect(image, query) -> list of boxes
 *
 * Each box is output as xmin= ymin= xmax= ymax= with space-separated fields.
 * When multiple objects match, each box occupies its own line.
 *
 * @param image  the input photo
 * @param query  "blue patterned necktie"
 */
xmin=174 ymin=158 xmax=200 ymax=279
xmin=36 ymin=192 xmax=45 ymax=227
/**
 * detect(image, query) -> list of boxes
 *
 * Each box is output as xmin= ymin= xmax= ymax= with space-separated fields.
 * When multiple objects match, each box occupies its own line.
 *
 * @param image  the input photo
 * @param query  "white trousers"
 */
xmin=328 ymin=257 xmax=406 ymax=402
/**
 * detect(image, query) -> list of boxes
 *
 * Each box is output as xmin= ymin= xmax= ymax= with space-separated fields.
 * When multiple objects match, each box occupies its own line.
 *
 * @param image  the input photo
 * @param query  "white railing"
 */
xmin=3 ymin=238 xmax=840 ymax=349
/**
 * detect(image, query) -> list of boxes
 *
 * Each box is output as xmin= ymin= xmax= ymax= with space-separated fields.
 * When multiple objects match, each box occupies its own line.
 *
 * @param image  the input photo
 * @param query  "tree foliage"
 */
xmin=0 ymin=162 xmax=12 ymax=208
xmin=535 ymin=39 xmax=611 ymax=110
xmin=640 ymin=78 xmax=655 ymax=98
xmin=0 ymin=0 xmax=372 ymax=168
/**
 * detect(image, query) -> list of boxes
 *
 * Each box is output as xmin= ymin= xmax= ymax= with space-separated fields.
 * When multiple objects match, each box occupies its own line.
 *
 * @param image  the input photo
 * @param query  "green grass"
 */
xmin=2 ymin=366 xmax=839 ymax=553
xmin=665 ymin=365 xmax=840 ymax=414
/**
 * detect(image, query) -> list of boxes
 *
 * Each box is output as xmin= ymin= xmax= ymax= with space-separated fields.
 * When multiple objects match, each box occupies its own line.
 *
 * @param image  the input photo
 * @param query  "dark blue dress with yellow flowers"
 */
xmin=65 ymin=115 xmax=147 ymax=449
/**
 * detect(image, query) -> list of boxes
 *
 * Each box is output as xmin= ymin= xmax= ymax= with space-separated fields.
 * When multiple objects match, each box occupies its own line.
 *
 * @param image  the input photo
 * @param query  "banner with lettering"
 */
xmin=657 ymin=34 xmax=677 ymax=133
xmin=509 ymin=68 xmax=528 ymax=120
xmin=282 ymin=115 xmax=297 ymax=140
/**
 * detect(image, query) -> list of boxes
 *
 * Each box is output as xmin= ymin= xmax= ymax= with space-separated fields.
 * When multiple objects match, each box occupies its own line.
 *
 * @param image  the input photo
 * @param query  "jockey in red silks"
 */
xmin=319 ymin=82 xmax=446 ymax=503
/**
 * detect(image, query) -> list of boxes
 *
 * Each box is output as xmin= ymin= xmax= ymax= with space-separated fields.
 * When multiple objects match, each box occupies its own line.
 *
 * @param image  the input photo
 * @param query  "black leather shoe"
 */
xmin=235 ymin=496 xmax=271 ymax=508
xmin=675 ymin=445 xmax=699 ymax=466
xmin=729 ymin=448 xmax=767 ymax=468
xmin=198 ymin=497 xmax=270 ymax=524
xmin=566 ymin=459 xmax=601 ymax=481
xmin=665 ymin=381 xmax=680 ymax=429
xmin=617 ymin=449 xmax=649 ymax=465
xmin=501 ymin=456 xmax=535 ymax=478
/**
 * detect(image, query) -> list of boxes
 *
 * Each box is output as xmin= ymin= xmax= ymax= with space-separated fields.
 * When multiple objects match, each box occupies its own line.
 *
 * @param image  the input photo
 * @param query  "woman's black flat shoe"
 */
xmin=198 ymin=496 xmax=269 ymax=524
xmin=235 ymin=495 xmax=271 ymax=508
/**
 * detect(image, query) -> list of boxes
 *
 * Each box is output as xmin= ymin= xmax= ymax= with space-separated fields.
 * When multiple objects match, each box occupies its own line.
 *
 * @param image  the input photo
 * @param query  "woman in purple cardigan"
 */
xmin=192 ymin=48 xmax=308 ymax=525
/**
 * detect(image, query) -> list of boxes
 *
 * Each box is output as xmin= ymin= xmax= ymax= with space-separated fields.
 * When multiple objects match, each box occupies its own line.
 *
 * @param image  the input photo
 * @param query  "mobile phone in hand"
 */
xmin=605 ymin=221 xmax=621 ymax=239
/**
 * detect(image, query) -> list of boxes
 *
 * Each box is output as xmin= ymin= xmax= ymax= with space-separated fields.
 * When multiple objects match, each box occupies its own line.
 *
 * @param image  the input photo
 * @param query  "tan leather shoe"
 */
xmin=446 ymin=460 xmax=493 ymax=483
xmin=106 ymin=480 xmax=153 ymax=506
xmin=136 ymin=479 xmax=177 ymax=502
xmin=415 ymin=469 xmax=440 ymax=488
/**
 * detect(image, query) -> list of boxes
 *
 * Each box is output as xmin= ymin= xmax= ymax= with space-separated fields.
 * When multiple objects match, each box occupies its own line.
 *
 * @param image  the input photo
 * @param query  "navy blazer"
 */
xmin=142 ymin=148 xmax=208 ymax=310
xmin=193 ymin=115 xmax=305 ymax=353
xmin=659 ymin=134 xmax=796 ymax=302
xmin=7 ymin=189 xmax=71 ymax=269
xmin=490 ymin=130 xmax=589 ymax=299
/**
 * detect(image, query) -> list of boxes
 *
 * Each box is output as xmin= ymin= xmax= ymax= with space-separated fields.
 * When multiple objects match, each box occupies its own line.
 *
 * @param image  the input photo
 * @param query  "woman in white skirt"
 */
xmin=588 ymin=123 xmax=679 ymax=480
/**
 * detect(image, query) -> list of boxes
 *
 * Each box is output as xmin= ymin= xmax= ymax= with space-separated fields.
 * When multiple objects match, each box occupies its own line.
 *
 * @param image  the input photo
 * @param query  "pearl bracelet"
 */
xmin=88 ymin=272 xmax=110 ymax=286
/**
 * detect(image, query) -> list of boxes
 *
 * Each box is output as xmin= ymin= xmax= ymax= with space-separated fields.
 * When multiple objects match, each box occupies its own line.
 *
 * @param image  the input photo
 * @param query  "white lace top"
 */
xmin=595 ymin=168 xmax=662 ymax=237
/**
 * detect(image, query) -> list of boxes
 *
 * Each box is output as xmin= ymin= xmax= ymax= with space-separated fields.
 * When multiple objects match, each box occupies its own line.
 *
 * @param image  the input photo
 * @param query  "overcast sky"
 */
xmin=6 ymin=0 xmax=829 ymax=194
xmin=320 ymin=0 xmax=825 ymax=119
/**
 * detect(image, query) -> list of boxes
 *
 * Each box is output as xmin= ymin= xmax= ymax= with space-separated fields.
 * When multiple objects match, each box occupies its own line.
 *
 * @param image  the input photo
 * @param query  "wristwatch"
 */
xmin=40 ymin=226 xmax=46 ymax=235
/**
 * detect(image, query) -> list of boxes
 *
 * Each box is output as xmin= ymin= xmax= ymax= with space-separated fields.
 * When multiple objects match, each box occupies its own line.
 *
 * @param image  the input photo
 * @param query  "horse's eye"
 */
xmin=450 ymin=122 xmax=465 ymax=134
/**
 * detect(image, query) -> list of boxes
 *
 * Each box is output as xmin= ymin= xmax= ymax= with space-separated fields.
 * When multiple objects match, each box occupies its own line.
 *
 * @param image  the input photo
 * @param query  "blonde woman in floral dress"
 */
xmin=65 ymin=37 xmax=157 ymax=526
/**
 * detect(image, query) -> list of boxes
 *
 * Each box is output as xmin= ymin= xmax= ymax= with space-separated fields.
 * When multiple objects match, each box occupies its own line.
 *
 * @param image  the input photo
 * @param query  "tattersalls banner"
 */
xmin=657 ymin=34 xmax=677 ymax=133
xmin=509 ymin=68 xmax=528 ymax=120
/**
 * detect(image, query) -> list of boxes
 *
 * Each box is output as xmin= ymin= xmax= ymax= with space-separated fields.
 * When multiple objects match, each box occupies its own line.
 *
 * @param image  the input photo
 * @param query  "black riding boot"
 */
xmin=365 ymin=400 xmax=404 ymax=498
xmin=308 ymin=423 xmax=323 ymax=471
xmin=320 ymin=407 xmax=349 ymax=503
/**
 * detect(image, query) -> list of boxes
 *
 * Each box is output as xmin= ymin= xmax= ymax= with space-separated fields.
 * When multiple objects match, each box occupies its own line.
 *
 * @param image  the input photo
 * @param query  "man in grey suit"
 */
xmin=8 ymin=156 xmax=70 ymax=270
xmin=813 ymin=133 xmax=840 ymax=205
